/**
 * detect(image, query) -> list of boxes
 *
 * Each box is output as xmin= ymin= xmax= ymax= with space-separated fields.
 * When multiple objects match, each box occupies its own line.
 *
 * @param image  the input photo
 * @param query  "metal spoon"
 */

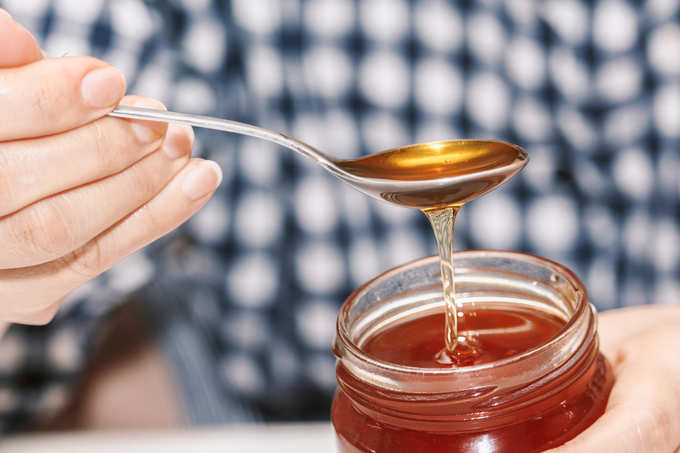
xmin=109 ymin=106 xmax=527 ymax=208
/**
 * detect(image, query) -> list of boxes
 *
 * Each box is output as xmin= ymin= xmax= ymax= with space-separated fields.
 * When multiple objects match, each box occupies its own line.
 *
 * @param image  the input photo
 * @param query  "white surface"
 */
xmin=0 ymin=423 xmax=336 ymax=453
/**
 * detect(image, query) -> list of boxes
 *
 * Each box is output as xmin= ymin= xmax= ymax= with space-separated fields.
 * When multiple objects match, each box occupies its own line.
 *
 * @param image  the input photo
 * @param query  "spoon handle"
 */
xmin=108 ymin=105 xmax=332 ymax=166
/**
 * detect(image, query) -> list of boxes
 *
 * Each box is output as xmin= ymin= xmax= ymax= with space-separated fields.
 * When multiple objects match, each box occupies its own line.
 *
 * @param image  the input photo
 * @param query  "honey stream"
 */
xmin=339 ymin=141 xmax=526 ymax=364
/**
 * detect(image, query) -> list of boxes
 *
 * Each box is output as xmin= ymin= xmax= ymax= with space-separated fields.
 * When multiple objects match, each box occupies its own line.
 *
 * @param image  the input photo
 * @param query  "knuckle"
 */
xmin=89 ymin=117 xmax=150 ymax=173
xmin=32 ymin=81 xmax=59 ymax=124
xmin=136 ymin=202 xmax=162 ymax=234
xmin=88 ymin=120 xmax=126 ymax=171
xmin=128 ymin=159 xmax=160 ymax=200
xmin=9 ymin=201 xmax=77 ymax=260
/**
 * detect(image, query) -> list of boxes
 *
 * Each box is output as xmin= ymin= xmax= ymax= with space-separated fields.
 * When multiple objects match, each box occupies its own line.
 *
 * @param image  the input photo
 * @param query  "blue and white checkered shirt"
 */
xmin=0 ymin=0 xmax=678 ymax=431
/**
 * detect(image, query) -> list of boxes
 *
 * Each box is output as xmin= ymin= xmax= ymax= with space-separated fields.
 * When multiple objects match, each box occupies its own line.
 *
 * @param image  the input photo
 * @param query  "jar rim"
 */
xmin=335 ymin=250 xmax=589 ymax=378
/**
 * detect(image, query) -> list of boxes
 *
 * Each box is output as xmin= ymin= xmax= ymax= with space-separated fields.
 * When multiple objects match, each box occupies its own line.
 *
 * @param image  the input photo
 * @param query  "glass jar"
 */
xmin=331 ymin=251 xmax=613 ymax=453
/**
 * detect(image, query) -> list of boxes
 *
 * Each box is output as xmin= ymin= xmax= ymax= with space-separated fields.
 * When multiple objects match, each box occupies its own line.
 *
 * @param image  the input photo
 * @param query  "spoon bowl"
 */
xmin=332 ymin=140 xmax=527 ymax=208
xmin=109 ymin=106 xmax=527 ymax=208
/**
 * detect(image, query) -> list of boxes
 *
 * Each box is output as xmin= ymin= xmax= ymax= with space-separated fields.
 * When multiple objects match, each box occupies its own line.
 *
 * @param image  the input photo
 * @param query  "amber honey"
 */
xmin=337 ymin=140 xmax=523 ymax=182
xmin=344 ymin=140 xmax=527 ymax=359
xmin=336 ymin=140 xmax=526 ymax=209
xmin=330 ymin=142 xmax=610 ymax=452
xmin=363 ymin=308 xmax=563 ymax=368
xmin=331 ymin=253 xmax=613 ymax=453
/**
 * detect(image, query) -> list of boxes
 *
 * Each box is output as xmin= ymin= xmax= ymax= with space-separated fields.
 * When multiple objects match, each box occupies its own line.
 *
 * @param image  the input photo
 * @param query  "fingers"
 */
xmin=0 ymin=56 xmax=126 ymax=141
xmin=0 ymin=96 xmax=173 ymax=217
xmin=0 ymin=125 xmax=193 ymax=268
xmin=0 ymin=9 xmax=43 ymax=67
xmin=597 ymin=305 xmax=680 ymax=359
xmin=64 ymin=158 xmax=222 ymax=280
xmin=546 ymin=383 xmax=679 ymax=453
xmin=547 ymin=323 xmax=680 ymax=453
xmin=0 ymin=159 xmax=222 ymax=324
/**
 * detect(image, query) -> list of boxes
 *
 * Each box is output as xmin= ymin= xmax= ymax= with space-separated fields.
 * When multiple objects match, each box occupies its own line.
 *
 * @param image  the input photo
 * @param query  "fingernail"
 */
xmin=162 ymin=124 xmax=194 ymax=159
xmin=80 ymin=66 xmax=126 ymax=108
xmin=124 ymin=98 xmax=167 ymax=143
xmin=182 ymin=160 xmax=222 ymax=201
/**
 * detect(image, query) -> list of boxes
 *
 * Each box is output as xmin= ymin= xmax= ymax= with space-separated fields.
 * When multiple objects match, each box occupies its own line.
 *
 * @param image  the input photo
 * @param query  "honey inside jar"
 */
xmin=362 ymin=307 xmax=563 ymax=368
xmin=331 ymin=253 xmax=613 ymax=453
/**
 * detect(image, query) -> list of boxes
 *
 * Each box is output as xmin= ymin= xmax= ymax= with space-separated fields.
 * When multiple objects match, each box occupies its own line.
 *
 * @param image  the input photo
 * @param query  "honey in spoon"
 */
xmin=338 ymin=140 xmax=528 ymax=363
xmin=335 ymin=140 xmax=526 ymax=209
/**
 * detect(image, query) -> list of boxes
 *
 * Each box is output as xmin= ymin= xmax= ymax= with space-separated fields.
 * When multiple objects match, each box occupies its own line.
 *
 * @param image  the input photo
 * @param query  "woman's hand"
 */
xmin=547 ymin=305 xmax=680 ymax=452
xmin=0 ymin=10 xmax=222 ymax=325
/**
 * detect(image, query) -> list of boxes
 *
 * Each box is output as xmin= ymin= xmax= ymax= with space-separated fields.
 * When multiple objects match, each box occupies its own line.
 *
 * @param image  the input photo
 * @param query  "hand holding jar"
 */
xmin=0 ymin=10 xmax=221 ymax=327
xmin=548 ymin=305 xmax=680 ymax=453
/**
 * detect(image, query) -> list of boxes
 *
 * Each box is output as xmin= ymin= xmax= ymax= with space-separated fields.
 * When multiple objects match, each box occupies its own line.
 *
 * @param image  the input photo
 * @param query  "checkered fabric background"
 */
xmin=0 ymin=0 xmax=678 ymax=430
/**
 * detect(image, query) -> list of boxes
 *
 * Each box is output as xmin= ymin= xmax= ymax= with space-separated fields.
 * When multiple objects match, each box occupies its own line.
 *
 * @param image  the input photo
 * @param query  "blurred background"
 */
xmin=0 ymin=0 xmax=678 ymax=436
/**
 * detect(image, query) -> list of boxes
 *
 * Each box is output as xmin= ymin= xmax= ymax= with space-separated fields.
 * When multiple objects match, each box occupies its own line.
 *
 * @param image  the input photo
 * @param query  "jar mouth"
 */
xmin=334 ymin=250 xmax=590 ymax=387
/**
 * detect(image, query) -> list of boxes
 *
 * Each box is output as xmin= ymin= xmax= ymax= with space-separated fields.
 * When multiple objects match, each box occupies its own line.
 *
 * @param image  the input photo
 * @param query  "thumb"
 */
xmin=546 ymin=339 xmax=680 ymax=452
xmin=0 ymin=8 xmax=43 ymax=67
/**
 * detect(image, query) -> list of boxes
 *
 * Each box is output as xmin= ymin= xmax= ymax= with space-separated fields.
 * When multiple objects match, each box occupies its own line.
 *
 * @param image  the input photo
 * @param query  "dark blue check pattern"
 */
xmin=0 ymin=0 xmax=678 ymax=431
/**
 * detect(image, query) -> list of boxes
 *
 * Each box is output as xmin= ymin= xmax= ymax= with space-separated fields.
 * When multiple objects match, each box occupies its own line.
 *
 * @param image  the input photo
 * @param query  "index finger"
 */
xmin=0 ymin=56 xmax=126 ymax=141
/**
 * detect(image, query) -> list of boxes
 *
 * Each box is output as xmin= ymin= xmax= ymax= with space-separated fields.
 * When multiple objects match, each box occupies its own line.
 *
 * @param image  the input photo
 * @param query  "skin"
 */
xmin=2 ymin=10 xmax=680 ymax=450
xmin=548 ymin=305 xmax=680 ymax=453
xmin=0 ymin=9 xmax=222 ymax=328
